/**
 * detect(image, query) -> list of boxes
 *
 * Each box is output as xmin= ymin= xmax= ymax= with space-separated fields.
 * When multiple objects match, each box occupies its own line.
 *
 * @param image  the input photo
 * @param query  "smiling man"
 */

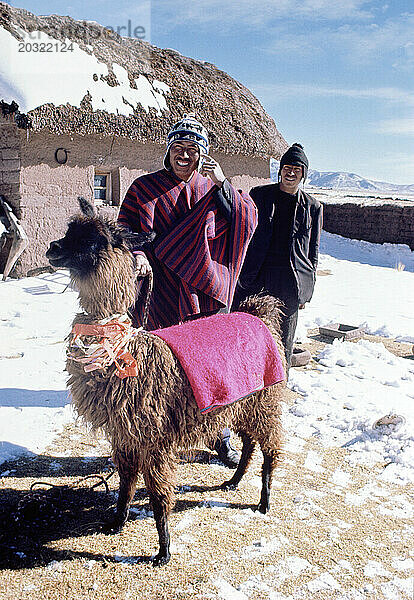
xmin=117 ymin=114 xmax=257 ymax=467
xmin=118 ymin=114 xmax=257 ymax=329
xmin=232 ymin=143 xmax=323 ymax=369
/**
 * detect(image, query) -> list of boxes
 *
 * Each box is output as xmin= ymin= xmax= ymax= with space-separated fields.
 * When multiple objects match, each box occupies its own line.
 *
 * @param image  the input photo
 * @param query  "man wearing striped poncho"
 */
xmin=117 ymin=114 xmax=257 ymax=467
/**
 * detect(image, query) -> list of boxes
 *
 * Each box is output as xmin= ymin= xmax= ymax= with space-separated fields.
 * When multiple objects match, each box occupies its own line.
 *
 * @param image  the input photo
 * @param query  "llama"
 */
xmin=46 ymin=197 xmax=287 ymax=566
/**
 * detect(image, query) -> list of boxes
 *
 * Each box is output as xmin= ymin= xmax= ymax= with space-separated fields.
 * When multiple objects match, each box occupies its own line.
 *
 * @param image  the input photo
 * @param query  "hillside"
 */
xmin=307 ymin=170 xmax=414 ymax=194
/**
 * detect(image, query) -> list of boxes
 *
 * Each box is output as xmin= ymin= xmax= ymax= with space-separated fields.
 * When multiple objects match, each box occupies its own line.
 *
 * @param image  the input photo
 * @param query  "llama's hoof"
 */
xmin=220 ymin=480 xmax=238 ymax=491
xmin=101 ymin=519 xmax=125 ymax=535
xmin=152 ymin=551 xmax=171 ymax=567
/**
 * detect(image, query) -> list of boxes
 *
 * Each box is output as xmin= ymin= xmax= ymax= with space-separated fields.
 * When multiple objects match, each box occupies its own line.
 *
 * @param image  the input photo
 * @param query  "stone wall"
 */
xmin=0 ymin=114 xmax=22 ymax=272
xmin=322 ymin=202 xmax=414 ymax=250
xmin=0 ymin=114 xmax=21 ymax=212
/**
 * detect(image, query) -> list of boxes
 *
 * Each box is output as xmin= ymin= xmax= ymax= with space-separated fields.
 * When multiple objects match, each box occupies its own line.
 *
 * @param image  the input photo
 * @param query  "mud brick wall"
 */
xmin=322 ymin=202 xmax=414 ymax=250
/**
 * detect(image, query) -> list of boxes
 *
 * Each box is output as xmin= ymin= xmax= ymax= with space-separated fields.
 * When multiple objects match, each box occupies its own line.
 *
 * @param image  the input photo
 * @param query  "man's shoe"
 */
xmin=214 ymin=439 xmax=240 ymax=469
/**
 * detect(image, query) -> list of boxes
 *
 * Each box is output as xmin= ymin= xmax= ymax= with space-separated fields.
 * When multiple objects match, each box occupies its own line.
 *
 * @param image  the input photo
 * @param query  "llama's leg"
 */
xmin=221 ymin=433 xmax=255 ymax=490
xmin=143 ymin=460 xmax=175 ymax=567
xmin=257 ymin=450 xmax=280 ymax=514
xmin=148 ymin=490 xmax=171 ymax=567
xmin=103 ymin=450 xmax=139 ymax=533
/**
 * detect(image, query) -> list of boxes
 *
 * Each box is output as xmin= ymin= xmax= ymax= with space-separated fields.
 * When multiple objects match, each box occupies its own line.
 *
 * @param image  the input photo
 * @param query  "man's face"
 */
xmin=169 ymin=141 xmax=200 ymax=181
xmin=280 ymin=164 xmax=303 ymax=194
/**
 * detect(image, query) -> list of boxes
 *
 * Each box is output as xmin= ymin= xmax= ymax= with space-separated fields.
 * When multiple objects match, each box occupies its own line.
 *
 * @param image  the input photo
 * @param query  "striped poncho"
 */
xmin=118 ymin=168 xmax=257 ymax=330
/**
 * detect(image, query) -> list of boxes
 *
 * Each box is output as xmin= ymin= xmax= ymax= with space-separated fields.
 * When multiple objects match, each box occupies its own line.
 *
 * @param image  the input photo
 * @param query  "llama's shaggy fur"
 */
xmin=47 ymin=198 xmax=287 ymax=566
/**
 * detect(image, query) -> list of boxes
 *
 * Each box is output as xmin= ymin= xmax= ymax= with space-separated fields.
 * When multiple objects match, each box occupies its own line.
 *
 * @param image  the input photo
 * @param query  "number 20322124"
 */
xmin=18 ymin=41 xmax=75 ymax=53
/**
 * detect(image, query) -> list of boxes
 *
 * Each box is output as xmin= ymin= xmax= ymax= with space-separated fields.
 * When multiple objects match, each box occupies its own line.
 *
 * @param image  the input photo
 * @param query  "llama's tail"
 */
xmin=236 ymin=294 xmax=283 ymax=333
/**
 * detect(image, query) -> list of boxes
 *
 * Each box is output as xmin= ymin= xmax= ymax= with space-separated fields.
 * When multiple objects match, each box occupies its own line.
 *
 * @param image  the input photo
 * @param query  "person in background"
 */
xmin=118 ymin=114 xmax=257 ymax=467
xmin=232 ymin=143 xmax=322 ymax=370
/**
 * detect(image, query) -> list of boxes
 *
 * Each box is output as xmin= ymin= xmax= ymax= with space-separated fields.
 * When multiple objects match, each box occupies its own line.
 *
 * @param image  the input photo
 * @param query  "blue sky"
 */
xmin=6 ymin=0 xmax=414 ymax=184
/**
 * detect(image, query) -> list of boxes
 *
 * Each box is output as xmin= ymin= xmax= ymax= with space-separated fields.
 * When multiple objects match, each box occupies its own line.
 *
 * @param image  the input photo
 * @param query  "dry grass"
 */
xmin=1 ymin=336 xmax=413 ymax=600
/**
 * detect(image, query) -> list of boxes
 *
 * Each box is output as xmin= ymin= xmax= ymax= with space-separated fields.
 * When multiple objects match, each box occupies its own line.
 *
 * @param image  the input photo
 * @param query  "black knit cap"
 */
xmin=279 ymin=143 xmax=309 ymax=181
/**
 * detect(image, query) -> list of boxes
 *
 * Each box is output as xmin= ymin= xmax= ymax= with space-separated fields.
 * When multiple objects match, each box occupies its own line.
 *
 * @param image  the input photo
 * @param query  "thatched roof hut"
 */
xmin=0 ymin=2 xmax=287 ymax=158
xmin=0 ymin=2 xmax=288 ymax=277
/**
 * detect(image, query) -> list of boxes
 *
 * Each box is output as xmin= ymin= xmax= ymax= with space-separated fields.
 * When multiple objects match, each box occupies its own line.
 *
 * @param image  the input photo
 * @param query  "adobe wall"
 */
xmin=18 ymin=163 xmax=92 ymax=275
xmin=5 ymin=130 xmax=271 ymax=276
xmin=322 ymin=202 xmax=414 ymax=251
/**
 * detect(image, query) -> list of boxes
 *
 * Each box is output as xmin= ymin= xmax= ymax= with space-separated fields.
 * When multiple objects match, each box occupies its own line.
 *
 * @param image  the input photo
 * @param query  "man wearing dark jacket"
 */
xmin=232 ymin=143 xmax=323 ymax=369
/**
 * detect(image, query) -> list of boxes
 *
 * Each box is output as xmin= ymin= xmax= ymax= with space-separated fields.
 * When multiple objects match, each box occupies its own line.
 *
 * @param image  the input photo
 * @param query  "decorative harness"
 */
xmin=67 ymin=272 xmax=153 ymax=379
xmin=67 ymin=313 xmax=142 ymax=379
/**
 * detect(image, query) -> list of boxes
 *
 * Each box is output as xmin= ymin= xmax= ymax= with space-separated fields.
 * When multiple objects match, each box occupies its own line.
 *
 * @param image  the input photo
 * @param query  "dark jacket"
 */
xmin=233 ymin=184 xmax=323 ymax=306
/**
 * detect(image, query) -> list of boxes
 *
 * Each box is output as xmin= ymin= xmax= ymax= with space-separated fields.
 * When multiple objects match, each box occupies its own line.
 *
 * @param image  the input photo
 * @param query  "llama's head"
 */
xmin=47 ymin=197 xmax=155 ymax=317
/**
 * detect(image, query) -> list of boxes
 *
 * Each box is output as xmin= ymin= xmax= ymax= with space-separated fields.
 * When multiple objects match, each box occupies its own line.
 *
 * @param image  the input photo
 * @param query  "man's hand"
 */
xmin=299 ymin=303 xmax=306 ymax=309
xmin=200 ymin=156 xmax=226 ymax=187
xmin=134 ymin=254 xmax=152 ymax=277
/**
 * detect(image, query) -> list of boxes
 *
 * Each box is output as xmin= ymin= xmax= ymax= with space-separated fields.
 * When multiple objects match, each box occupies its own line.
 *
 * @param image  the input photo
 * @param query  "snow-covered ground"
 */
xmin=296 ymin=231 xmax=414 ymax=342
xmin=0 ymin=233 xmax=413 ymax=487
xmin=308 ymin=188 xmax=414 ymax=206
xmin=0 ymin=271 xmax=78 ymax=466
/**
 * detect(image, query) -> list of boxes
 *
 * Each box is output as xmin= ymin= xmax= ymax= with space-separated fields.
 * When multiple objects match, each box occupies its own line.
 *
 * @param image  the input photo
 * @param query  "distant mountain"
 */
xmin=307 ymin=170 xmax=414 ymax=194
xmin=270 ymin=159 xmax=414 ymax=194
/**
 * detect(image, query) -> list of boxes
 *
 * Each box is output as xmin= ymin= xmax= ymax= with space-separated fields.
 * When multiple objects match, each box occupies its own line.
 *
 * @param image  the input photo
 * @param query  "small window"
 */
xmin=94 ymin=169 xmax=121 ymax=207
xmin=94 ymin=172 xmax=111 ymax=206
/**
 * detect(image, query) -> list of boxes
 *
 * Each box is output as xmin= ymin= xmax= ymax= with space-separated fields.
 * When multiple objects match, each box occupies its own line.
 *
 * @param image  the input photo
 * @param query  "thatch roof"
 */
xmin=0 ymin=2 xmax=287 ymax=158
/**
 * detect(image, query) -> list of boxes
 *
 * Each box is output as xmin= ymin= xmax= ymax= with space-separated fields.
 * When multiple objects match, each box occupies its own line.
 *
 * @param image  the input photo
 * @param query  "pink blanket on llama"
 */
xmin=152 ymin=312 xmax=285 ymax=413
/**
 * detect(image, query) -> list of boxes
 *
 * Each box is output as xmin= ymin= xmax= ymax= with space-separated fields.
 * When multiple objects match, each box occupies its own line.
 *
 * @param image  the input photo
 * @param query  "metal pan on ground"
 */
xmin=318 ymin=323 xmax=366 ymax=341
xmin=291 ymin=347 xmax=312 ymax=367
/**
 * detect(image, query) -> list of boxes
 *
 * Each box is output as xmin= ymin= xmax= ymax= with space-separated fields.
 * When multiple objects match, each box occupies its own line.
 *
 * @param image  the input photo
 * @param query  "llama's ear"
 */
xmin=78 ymin=196 xmax=95 ymax=217
xmin=124 ymin=230 xmax=156 ymax=251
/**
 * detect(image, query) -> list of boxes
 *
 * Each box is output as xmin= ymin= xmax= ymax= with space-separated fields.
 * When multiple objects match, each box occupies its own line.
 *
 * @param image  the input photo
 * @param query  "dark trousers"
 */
xmin=262 ymin=266 xmax=299 ymax=371
xmin=280 ymin=308 xmax=298 ymax=370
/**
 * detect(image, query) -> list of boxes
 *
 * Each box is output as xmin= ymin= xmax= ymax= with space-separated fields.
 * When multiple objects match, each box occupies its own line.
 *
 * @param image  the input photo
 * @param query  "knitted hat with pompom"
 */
xmin=163 ymin=114 xmax=209 ymax=170
xmin=279 ymin=143 xmax=309 ymax=181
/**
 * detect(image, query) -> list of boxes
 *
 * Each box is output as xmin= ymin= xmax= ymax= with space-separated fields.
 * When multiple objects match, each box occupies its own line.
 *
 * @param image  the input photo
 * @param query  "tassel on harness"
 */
xmin=69 ymin=314 xmax=141 ymax=379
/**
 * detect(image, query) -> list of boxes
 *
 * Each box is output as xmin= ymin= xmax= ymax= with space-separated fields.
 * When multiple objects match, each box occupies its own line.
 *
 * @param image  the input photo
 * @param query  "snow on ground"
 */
xmin=296 ymin=234 xmax=414 ymax=342
xmin=320 ymin=231 xmax=414 ymax=272
xmin=309 ymin=188 xmax=414 ymax=205
xmin=0 ymin=270 xmax=79 ymax=465
xmin=0 ymin=232 xmax=413 ymax=489
xmin=287 ymin=338 xmax=414 ymax=485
